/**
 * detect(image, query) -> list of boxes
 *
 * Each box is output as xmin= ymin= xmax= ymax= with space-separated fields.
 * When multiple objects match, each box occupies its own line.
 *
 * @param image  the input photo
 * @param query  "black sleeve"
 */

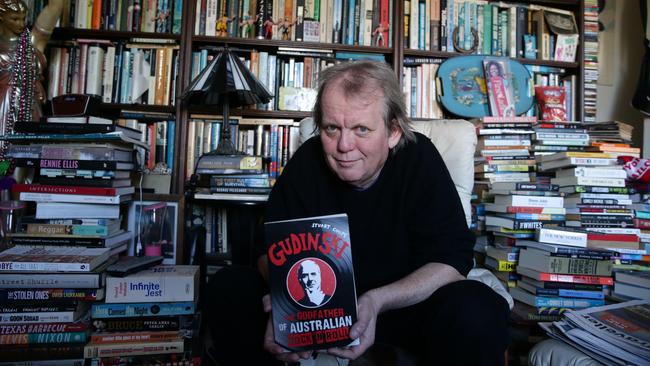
xmin=405 ymin=137 xmax=475 ymax=277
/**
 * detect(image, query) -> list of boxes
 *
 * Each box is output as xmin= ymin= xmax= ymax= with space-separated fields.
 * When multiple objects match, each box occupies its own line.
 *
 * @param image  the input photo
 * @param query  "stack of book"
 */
xmin=531 ymin=121 xmax=589 ymax=158
xmin=481 ymin=182 xmax=565 ymax=290
xmin=0 ymin=246 xmax=114 ymax=363
xmin=0 ymin=117 xmax=146 ymax=363
xmin=512 ymin=227 xmax=616 ymax=321
xmin=195 ymin=154 xmax=271 ymax=200
xmin=472 ymin=116 xmax=537 ymax=186
xmin=85 ymin=265 xmax=200 ymax=364
xmin=612 ymin=271 xmax=650 ymax=300
xmin=583 ymin=120 xmax=634 ymax=144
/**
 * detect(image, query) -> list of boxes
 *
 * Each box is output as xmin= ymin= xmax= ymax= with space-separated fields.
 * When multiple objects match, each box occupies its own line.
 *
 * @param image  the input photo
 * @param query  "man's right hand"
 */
xmin=262 ymin=294 xmax=313 ymax=363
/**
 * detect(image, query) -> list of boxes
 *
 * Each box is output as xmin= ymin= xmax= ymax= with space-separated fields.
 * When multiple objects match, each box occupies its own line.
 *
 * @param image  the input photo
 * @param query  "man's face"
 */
xmin=320 ymin=79 xmax=402 ymax=189
xmin=0 ymin=10 xmax=26 ymax=36
xmin=299 ymin=261 xmax=321 ymax=294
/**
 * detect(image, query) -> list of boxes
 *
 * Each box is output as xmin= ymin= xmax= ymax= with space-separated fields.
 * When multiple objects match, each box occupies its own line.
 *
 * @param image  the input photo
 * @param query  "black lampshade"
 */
xmin=183 ymin=47 xmax=273 ymax=107
xmin=182 ymin=46 xmax=273 ymax=156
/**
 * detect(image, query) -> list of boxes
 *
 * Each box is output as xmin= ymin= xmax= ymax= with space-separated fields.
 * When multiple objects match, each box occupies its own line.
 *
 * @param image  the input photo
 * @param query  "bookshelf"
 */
xmin=44 ymin=0 xmax=593 ymax=252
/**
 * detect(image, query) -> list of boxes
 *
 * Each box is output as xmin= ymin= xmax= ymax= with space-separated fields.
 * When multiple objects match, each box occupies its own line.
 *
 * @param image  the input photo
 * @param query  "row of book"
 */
xmin=583 ymin=0 xmax=599 ymax=123
xmin=47 ymin=40 xmax=179 ymax=107
xmin=405 ymin=1 xmax=578 ymax=62
xmin=56 ymin=0 xmax=183 ymax=34
xmin=194 ymin=0 xmax=392 ymax=47
xmin=186 ymin=117 xmax=301 ymax=180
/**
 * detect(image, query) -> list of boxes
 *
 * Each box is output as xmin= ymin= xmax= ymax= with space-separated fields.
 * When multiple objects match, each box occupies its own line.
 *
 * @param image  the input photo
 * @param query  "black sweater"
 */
xmin=262 ymin=133 xmax=475 ymax=294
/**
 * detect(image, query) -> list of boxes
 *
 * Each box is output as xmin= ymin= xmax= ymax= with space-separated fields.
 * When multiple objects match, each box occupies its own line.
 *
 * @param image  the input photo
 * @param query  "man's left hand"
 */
xmin=326 ymin=292 xmax=379 ymax=360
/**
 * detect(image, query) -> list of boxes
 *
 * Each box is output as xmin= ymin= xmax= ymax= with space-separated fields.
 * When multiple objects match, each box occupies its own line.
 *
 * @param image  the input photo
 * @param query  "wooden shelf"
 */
xmin=402 ymin=49 xmax=580 ymax=69
xmin=52 ymin=28 xmax=181 ymax=41
xmin=191 ymin=36 xmax=395 ymax=55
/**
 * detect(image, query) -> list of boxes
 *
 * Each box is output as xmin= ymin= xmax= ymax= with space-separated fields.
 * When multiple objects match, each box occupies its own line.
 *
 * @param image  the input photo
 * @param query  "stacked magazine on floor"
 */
xmin=540 ymin=300 xmax=650 ymax=365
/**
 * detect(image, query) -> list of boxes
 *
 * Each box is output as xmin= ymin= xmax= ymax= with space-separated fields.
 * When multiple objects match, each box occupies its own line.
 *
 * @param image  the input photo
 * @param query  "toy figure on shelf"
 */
xmin=277 ymin=17 xmax=298 ymax=41
xmin=216 ymin=15 xmax=234 ymax=37
xmin=262 ymin=17 xmax=274 ymax=39
xmin=0 ymin=0 xmax=62 ymax=155
xmin=239 ymin=13 xmax=259 ymax=38
xmin=372 ymin=21 xmax=389 ymax=47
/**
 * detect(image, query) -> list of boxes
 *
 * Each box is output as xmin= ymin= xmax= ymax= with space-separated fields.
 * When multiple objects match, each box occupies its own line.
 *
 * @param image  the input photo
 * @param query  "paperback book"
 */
xmin=265 ymin=213 xmax=358 ymax=351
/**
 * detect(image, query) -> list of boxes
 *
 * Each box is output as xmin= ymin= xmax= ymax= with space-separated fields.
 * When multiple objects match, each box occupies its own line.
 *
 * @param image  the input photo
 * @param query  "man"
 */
xmin=207 ymin=61 xmax=509 ymax=366
xmin=297 ymin=259 xmax=331 ymax=307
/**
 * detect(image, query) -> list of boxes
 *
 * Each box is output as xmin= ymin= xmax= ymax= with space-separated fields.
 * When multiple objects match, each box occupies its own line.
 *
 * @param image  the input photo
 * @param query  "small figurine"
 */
xmin=239 ymin=13 xmax=260 ymax=38
xmin=277 ymin=17 xmax=298 ymax=41
xmin=262 ymin=17 xmax=274 ymax=39
xmin=372 ymin=21 xmax=389 ymax=47
xmin=216 ymin=15 xmax=234 ymax=37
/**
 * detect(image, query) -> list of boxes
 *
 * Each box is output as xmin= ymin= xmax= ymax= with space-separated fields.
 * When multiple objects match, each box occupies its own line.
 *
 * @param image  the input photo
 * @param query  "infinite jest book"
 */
xmin=265 ymin=213 xmax=358 ymax=351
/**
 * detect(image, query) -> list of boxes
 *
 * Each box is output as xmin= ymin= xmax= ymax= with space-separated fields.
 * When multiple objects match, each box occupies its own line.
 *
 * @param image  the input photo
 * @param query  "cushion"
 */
xmin=297 ymin=118 xmax=477 ymax=227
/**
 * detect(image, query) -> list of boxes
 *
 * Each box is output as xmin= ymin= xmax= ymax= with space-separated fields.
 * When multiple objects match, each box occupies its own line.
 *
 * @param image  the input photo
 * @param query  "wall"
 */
xmin=596 ymin=0 xmax=646 ymax=148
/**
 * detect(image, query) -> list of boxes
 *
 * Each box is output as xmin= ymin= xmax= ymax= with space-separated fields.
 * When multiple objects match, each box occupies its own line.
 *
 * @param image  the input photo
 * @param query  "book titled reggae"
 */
xmin=265 ymin=213 xmax=358 ymax=351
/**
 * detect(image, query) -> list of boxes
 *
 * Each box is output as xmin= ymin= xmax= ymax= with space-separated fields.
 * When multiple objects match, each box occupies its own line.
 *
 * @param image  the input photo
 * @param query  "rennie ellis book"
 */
xmin=265 ymin=213 xmax=358 ymax=351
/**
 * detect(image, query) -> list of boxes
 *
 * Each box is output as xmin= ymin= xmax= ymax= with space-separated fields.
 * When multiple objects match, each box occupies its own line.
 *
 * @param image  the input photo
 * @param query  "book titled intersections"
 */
xmin=265 ymin=213 xmax=358 ymax=351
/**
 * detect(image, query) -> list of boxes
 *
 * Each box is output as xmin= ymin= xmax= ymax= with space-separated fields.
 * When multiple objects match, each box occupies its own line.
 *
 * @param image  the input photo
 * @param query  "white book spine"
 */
xmin=557 ymin=167 xmax=627 ymax=179
xmin=19 ymin=192 xmax=122 ymax=204
xmin=102 ymin=46 xmax=116 ymax=103
xmin=85 ymin=45 xmax=105 ymax=96
xmin=536 ymin=229 xmax=587 ymax=248
xmin=551 ymin=177 xmax=626 ymax=188
xmin=506 ymin=195 xmax=564 ymax=208
xmin=0 ymin=311 xmax=74 ymax=324
xmin=0 ymin=273 xmax=100 ymax=288
xmin=0 ymin=261 xmax=91 ymax=272
xmin=205 ymin=0 xmax=218 ymax=36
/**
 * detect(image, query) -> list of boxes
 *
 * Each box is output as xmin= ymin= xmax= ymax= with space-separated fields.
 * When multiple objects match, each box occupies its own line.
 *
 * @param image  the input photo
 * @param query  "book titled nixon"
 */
xmin=265 ymin=213 xmax=358 ymax=351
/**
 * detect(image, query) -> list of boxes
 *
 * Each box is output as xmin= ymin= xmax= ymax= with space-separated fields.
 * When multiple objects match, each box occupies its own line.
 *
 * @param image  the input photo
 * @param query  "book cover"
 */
xmin=105 ymin=265 xmax=199 ymax=303
xmin=265 ymin=213 xmax=358 ymax=351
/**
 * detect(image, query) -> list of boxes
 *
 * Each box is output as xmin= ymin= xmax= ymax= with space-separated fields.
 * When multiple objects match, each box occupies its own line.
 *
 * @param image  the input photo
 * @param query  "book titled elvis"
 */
xmin=265 ymin=213 xmax=358 ymax=351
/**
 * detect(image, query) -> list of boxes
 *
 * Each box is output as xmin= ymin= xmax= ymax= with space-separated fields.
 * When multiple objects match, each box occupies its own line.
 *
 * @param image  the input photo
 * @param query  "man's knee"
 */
xmin=428 ymin=280 xmax=510 ymax=339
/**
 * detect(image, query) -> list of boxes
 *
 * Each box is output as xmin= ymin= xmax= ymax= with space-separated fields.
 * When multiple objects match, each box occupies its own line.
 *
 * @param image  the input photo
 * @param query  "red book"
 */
xmin=518 ymin=267 xmax=614 ymax=286
xmin=12 ymin=184 xmax=134 ymax=197
xmin=378 ymin=0 xmax=390 ymax=47
xmin=587 ymin=233 xmax=639 ymax=242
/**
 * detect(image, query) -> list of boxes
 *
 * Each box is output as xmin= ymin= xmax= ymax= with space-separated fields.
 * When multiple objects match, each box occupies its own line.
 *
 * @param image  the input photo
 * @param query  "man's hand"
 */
xmin=262 ymin=294 xmax=313 ymax=363
xmin=326 ymin=292 xmax=380 ymax=360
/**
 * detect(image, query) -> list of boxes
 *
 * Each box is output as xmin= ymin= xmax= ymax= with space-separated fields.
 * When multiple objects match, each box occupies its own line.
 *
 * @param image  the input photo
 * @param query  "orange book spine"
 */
xmin=92 ymin=0 xmax=103 ymax=29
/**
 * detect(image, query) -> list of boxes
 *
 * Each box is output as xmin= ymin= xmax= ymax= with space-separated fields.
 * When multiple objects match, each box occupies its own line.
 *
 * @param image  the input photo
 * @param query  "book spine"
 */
xmin=536 ymin=288 xmax=604 ymax=300
xmin=0 ymin=273 xmax=101 ymax=289
xmin=535 ymin=296 xmax=604 ymax=309
xmin=536 ymin=229 xmax=587 ymax=247
xmin=0 ymin=261 xmax=93 ymax=273
xmin=0 ymin=322 xmax=87 ymax=335
xmin=91 ymin=302 xmax=196 ymax=318
xmin=93 ymin=316 xmax=191 ymax=332
xmin=26 ymin=223 xmax=110 ymax=237
xmin=0 ymin=288 xmax=102 ymax=302
xmin=19 ymin=192 xmax=122 ymax=204
xmin=90 ymin=330 xmax=181 ymax=344
xmin=210 ymin=177 xmax=270 ymax=187
xmin=538 ymin=273 xmax=613 ymax=286
xmin=12 ymin=184 xmax=120 ymax=196
xmin=542 ymin=257 xmax=612 ymax=276
xmin=0 ymin=311 xmax=76 ymax=324
xmin=84 ymin=340 xmax=184 ymax=358
xmin=0 ymin=332 xmax=87 ymax=345
xmin=104 ymin=274 xmax=197 ymax=303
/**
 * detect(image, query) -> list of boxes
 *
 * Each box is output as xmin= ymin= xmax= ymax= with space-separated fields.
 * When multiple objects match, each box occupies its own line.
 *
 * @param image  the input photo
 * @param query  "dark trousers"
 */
xmin=205 ymin=267 xmax=510 ymax=366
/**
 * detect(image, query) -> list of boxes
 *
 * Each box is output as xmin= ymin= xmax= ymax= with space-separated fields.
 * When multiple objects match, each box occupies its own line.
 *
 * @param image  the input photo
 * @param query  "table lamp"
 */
xmin=182 ymin=46 xmax=273 ymax=155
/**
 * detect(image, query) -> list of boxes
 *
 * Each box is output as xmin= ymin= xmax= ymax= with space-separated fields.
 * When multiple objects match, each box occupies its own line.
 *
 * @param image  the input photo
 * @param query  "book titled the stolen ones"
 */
xmin=265 ymin=213 xmax=358 ymax=351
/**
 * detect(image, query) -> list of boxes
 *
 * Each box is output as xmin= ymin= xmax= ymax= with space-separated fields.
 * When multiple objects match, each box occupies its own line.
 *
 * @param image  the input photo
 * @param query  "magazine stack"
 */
xmin=85 ymin=265 xmax=200 ymax=365
xmin=511 ymin=227 xmax=616 ymax=322
xmin=540 ymin=300 xmax=650 ymax=365
xmin=0 ymin=117 xmax=142 ymax=363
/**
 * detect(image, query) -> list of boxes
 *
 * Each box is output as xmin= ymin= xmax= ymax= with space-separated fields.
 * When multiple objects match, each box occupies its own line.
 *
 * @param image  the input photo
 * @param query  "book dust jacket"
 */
xmin=265 ymin=213 xmax=358 ymax=351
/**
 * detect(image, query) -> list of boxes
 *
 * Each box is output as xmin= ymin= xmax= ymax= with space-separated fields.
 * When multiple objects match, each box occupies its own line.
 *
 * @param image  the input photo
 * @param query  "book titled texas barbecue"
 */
xmin=265 ymin=213 xmax=358 ymax=351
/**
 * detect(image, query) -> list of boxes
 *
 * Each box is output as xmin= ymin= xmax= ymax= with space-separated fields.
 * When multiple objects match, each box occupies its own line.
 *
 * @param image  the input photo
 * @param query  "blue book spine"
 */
xmin=536 ymin=288 xmax=604 ymax=300
xmin=166 ymin=121 xmax=175 ymax=170
xmin=418 ymin=1 xmax=425 ymax=50
xmin=446 ymin=1 xmax=454 ymax=52
xmin=346 ymin=0 xmax=356 ymax=44
xmin=211 ymin=121 xmax=221 ymax=151
xmin=172 ymin=0 xmax=183 ymax=34
xmin=270 ymin=124 xmax=279 ymax=179
xmin=91 ymin=302 xmax=196 ymax=318
xmin=535 ymin=296 xmax=604 ymax=309
xmin=119 ymin=50 xmax=131 ymax=104
xmin=463 ymin=1 xmax=470 ymax=51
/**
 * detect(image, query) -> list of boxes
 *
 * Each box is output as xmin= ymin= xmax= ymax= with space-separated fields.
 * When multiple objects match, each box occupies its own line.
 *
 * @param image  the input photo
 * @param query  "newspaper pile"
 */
xmin=540 ymin=300 xmax=650 ymax=365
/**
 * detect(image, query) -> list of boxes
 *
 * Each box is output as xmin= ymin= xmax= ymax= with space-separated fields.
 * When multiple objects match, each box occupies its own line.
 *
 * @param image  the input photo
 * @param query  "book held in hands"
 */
xmin=265 ymin=213 xmax=358 ymax=351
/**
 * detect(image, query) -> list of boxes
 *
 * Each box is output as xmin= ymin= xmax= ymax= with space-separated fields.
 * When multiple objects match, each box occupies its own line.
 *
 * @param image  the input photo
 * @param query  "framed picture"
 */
xmin=127 ymin=195 xmax=185 ymax=264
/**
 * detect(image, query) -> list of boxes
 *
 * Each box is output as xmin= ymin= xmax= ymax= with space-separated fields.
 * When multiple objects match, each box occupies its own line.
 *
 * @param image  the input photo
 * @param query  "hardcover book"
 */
xmin=265 ymin=213 xmax=358 ymax=351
